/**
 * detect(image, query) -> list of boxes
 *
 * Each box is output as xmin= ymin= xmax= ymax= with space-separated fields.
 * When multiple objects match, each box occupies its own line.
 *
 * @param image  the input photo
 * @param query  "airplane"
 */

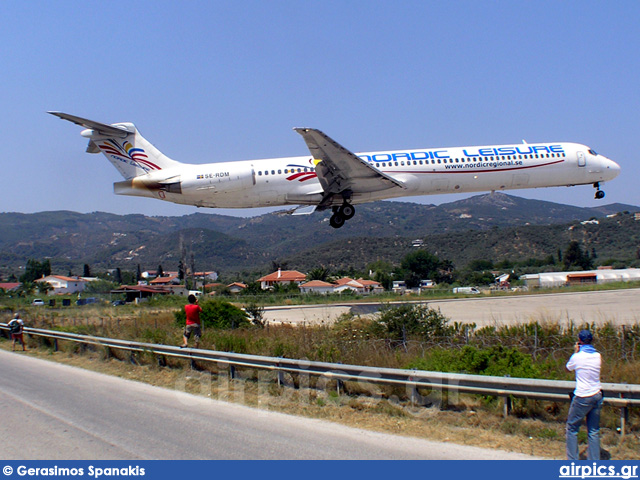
xmin=49 ymin=112 xmax=621 ymax=229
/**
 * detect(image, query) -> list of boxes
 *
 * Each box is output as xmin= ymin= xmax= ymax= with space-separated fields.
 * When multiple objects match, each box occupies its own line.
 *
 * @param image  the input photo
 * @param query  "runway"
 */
xmin=263 ymin=288 xmax=640 ymax=326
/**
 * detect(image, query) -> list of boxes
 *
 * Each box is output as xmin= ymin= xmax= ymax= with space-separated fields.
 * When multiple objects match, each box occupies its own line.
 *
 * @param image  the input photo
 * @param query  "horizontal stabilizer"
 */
xmin=48 ymin=112 xmax=133 ymax=137
xmin=50 ymin=111 xmax=182 ymax=180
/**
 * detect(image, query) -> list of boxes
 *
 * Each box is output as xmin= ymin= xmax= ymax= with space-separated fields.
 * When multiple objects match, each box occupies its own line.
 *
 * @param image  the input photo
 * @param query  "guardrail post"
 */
xmin=229 ymin=364 xmax=236 ymax=379
xmin=441 ymin=388 xmax=449 ymax=410
xmin=619 ymin=394 xmax=628 ymax=438
xmin=502 ymin=395 xmax=512 ymax=418
xmin=157 ymin=355 xmax=167 ymax=367
xmin=130 ymin=351 xmax=138 ymax=365
xmin=53 ymin=338 xmax=58 ymax=352
xmin=620 ymin=406 xmax=628 ymax=438
xmin=410 ymin=384 xmax=418 ymax=407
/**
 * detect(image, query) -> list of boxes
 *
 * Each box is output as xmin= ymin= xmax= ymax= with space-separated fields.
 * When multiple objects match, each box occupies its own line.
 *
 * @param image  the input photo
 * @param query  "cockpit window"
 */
xmin=588 ymin=149 xmax=598 ymax=156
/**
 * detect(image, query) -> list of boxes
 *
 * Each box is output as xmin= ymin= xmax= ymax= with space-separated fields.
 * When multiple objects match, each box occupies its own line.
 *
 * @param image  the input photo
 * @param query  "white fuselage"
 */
xmin=122 ymin=141 xmax=620 ymax=209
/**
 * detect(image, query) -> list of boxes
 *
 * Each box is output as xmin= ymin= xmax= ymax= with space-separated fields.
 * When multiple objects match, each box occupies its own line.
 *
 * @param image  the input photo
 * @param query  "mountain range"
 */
xmin=1 ymin=193 xmax=638 ymax=279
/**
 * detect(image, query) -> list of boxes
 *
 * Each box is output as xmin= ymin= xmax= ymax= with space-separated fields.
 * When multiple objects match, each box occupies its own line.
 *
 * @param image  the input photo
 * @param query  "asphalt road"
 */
xmin=264 ymin=289 xmax=640 ymax=326
xmin=0 ymin=350 xmax=535 ymax=460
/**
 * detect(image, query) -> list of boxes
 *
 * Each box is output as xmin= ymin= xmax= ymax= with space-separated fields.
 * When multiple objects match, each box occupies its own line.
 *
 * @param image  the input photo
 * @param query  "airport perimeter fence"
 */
xmin=1 ymin=323 xmax=639 ymax=436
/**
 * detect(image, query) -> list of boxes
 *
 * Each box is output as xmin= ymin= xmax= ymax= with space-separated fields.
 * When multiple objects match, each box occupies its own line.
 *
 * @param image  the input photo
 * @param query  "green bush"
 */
xmin=174 ymin=298 xmax=249 ymax=329
xmin=407 ymin=345 xmax=541 ymax=378
xmin=376 ymin=303 xmax=452 ymax=340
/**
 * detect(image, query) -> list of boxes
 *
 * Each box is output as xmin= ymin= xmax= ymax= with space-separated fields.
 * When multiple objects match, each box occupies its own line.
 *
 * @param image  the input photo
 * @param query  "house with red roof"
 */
xmin=0 ymin=282 xmax=21 ymax=293
xmin=299 ymin=277 xmax=384 ymax=295
xmin=333 ymin=277 xmax=384 ymax=295
xmin=227 ymin=282 xmax=247 ymax=294
xmin=298 ymin=280 xmax=335 ymax=295
xmin=149 ymin=275 xmax=180 ymax=285
xmin=257 ymin=269 xmax=307 ymax=290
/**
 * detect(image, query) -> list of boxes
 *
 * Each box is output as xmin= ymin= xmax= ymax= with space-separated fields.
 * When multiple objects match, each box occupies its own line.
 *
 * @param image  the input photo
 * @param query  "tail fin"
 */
xmin=49 ymin=112 xmax=181 ymax=179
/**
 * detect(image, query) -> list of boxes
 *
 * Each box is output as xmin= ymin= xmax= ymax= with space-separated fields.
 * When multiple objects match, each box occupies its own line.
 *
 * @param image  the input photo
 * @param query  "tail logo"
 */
xmin=99 ymin=139 xmax=161 ymax=172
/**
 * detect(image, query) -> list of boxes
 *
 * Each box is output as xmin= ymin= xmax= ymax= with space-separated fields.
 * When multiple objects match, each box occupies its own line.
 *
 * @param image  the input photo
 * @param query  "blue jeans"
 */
xmin=566 ymin=391 xmax=603 ymax=460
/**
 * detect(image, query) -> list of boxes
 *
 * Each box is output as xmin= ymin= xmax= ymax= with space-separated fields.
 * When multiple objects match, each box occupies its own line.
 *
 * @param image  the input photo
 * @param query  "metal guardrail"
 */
xmin=2 ymin=323 xmax=639 ymax=434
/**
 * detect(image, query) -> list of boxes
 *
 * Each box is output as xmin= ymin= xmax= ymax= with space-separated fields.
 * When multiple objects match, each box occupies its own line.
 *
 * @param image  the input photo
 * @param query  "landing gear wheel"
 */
xmin=341 ymin=203 xmax=355 ymax=220
xmin=595 ymin=190 xmax=605 ymax=199
xmin=330 ymin=213 xmax=345 ymax=229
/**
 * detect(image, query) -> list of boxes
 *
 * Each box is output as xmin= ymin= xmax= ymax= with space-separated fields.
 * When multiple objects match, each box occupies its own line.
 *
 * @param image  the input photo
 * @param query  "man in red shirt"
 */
xmin=180 ymin=294 xmax=203 ymax=349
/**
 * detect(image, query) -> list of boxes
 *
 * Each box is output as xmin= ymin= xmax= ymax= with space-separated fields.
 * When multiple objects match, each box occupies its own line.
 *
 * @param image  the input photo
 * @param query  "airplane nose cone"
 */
xmin=605 ymin=157 xmax=621 ymax=179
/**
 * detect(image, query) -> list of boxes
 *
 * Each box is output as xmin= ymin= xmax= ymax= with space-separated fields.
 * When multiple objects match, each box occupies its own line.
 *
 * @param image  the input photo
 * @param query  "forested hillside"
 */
xmin=0 ymin=193 xmax=637 ymax=279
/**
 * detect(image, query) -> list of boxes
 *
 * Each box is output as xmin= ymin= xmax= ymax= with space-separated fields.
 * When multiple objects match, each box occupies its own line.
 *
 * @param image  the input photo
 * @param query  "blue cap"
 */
xmin=578 ymin=330 xmax=593 ymax=344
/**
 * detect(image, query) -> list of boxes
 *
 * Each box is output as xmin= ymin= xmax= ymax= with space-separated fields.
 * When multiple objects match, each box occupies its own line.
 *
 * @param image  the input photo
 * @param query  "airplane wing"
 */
xmin=293 ymin=128 xmax=406 ymax=207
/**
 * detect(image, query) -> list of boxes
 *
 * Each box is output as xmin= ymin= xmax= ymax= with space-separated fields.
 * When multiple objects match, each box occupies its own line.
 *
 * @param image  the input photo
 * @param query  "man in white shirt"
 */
xmin=565 ymin=330 xmax=603 ymax=460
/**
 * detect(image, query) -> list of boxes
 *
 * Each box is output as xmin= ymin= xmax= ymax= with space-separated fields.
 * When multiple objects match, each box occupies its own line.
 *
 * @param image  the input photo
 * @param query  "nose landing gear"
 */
xmin=593 ymin=182 xmax=605 ymax=199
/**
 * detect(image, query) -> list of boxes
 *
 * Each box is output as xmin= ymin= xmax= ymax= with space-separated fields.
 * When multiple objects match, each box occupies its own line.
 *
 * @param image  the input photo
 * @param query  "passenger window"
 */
xmin=258 ymin=171 xmax=262 ymax=176
xmin=278 ymin=169 xmax=282 ymax=174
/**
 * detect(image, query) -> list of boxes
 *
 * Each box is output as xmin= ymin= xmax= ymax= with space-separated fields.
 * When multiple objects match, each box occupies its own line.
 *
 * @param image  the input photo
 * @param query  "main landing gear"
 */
xmin=594 ymin=182 xmax=605 ymax=199
xmin=329 ymin=202 xmax=355 ymax=229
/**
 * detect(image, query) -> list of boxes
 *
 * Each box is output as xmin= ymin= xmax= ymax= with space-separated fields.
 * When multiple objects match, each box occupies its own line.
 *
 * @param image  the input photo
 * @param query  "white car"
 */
xmin=32 ymin=299 xmax=45 ymax=306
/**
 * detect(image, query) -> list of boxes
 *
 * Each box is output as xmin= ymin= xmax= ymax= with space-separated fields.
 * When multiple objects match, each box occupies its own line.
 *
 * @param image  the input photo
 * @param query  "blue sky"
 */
xmin=2 ymin=1 xmax=639 ymax=217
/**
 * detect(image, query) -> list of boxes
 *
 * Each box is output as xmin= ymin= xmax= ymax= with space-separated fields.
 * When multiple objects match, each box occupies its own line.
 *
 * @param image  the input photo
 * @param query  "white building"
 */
xmin=520 ymin=268 xmax=640 ymax=289
xmin=36 ymin=275 xmax=87 ymax=294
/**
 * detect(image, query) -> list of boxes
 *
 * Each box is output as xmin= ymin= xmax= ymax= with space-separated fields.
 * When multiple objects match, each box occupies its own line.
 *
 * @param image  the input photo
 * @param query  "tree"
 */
xmin=468 ymin=259 xmax=494 ymax=271
xmin=16 ymin=281 xmax=35 ymax=297
xmin=307 ymin=267 xmax=330 ymax=282
xmin=136 ymin=264 xmax=142 ymax=282
xmin=114 ymin=268 xmax=123 ymax=285
xmin=367 ymin=260 xmax=394 ymax=290
xmin=245 ymin=302 xmax=266 ymax=328
xmin=563 ymin=241 xmax=593 ymax=270
xmin=83 ymin=264 xmax=91 ymax=278
xmin=84 ymin=279 xmax=119 ymax=294
xmin=36 ymin=281 xmax=53 ymax=295
xmin=400 ymin=250 xmax=441 ymax=288
xmin=157 ymin=264 xmax=164 ymax=278
xmin=20 ymin=259 xmax=51 ymax=283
